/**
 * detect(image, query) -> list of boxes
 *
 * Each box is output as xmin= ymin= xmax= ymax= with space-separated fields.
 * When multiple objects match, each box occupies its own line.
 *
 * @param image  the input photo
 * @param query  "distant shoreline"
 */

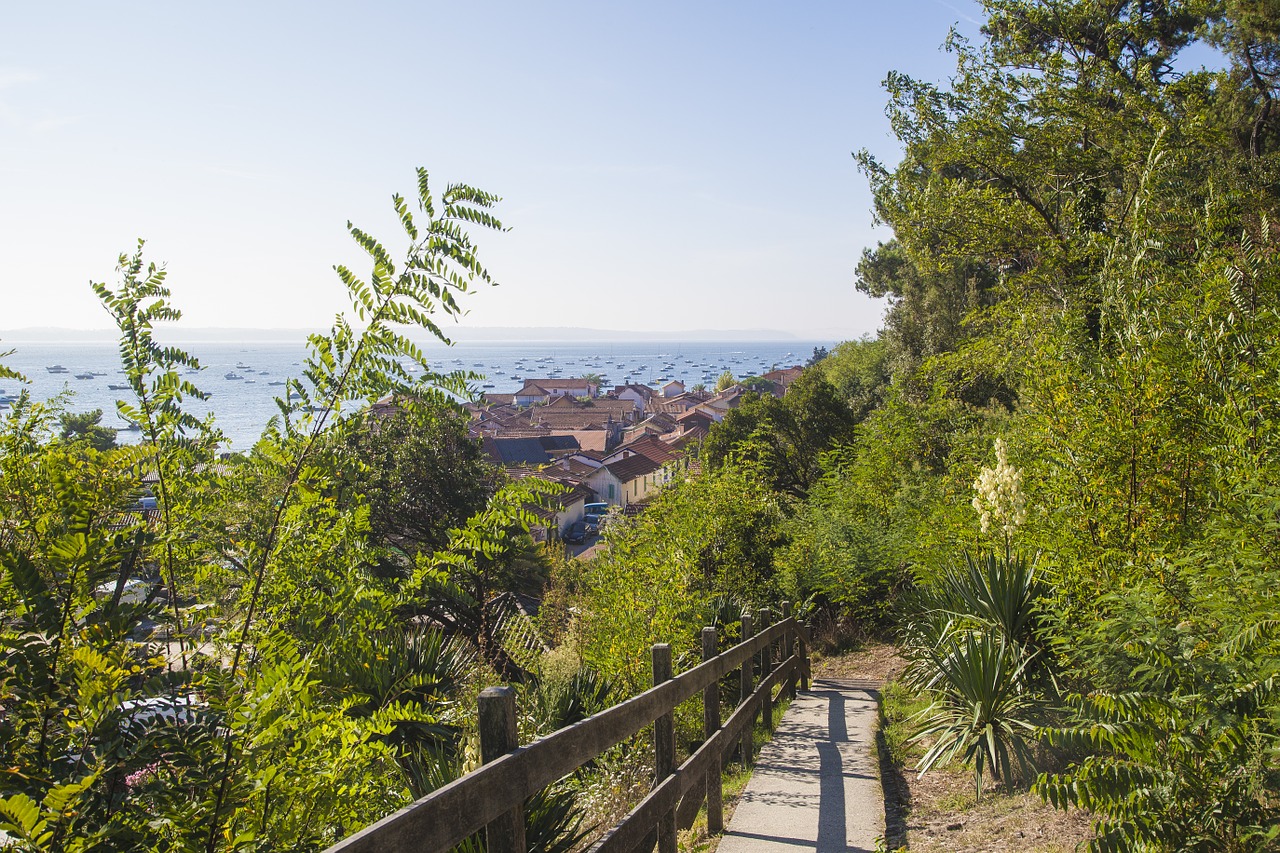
xmin=0 ymin=326 xmax=839 ymax=345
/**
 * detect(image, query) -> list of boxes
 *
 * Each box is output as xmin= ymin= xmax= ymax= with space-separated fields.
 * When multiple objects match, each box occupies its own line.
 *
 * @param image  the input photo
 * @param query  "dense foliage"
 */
xmin=0 ymin=171 xmax=607 ymax=852
xmin=818 ymin=0 xmax=1280 ymax=848
xmin=674 ymin=1 xmax=1280 ymax=847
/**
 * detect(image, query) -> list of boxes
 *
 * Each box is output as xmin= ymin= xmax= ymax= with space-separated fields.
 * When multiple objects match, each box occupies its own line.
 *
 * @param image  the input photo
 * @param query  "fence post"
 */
xmin=739 ymin=611 xmax=754 ymax=764
xmin=798 ymin=606 xmax=810 ymax=692
xmin=781 ymin=601 xmax=795 ymax=700
xmin=652 ymin=644 xmax=676 ymax=853
xmin=702 ymin=626 xmax=723 ymax=834
xmin=757 ymin=607 xmax=774 ymax=732
xmin=479 ymin=687 xmax=525 ymax=853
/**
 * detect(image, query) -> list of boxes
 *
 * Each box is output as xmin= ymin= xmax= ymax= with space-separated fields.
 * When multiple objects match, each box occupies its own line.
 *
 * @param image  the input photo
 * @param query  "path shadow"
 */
xmin=873 ymin=701 xmax=910 ymax=850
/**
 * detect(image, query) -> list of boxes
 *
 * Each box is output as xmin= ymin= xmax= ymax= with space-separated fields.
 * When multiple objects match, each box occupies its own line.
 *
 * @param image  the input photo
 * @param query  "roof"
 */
xmin=616 ymin=433 xmax=680 ymax=465
xmin=515 ymin=382 xmax=553 ymax=398
xmin=539 ymin=434 xmax=581 ymax=454
xmin=555 ymin=457 xmax=601 ymax=478
xmin=531 ymin=378 xmax=595 ymax=391
xmin=485 ymin=436 xmax=552 ymax=467
xmin=531 ymin=411 xmax=618 ymax=430
xmin=664 ymin=425 xmax=707 ymax=449
xmin=762 ymin=366 xmax=803 ymax=383
xmin=611 ymin=383 xmax=654 ymax=399
xmin=602 ymin=454 xmax=662 ymax=483
xmin=677 ymin=405 xmax=713 ymax=421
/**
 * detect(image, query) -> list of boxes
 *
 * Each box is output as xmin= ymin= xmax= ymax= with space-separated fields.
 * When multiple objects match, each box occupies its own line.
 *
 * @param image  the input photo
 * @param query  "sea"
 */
xmin=0 ymin=339 xmax=830 ymax=450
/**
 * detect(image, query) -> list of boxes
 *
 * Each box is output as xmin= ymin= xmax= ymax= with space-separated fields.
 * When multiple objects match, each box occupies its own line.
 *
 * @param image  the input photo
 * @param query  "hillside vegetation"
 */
xmin=3 ymin=2 xmax=1280 ymax=851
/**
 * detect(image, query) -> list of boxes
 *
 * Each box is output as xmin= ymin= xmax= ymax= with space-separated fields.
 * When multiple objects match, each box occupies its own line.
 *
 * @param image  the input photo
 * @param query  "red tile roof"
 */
xmin=603 ymin=454 xmax=662 ymax=483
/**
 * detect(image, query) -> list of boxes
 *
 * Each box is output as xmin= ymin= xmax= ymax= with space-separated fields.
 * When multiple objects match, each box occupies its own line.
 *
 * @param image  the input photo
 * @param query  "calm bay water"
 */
xmin=1 ymin=339 xmax=827 ymax=450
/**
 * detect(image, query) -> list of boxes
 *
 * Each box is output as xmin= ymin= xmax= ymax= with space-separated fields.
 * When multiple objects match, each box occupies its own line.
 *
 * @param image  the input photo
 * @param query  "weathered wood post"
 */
xmin=479 ymin=686 xmax=525 ymax=853
xmin=652 ymin=644 xmax=677 ymax=853
xmin=781 ymin=601 xmax=795 ymax=700
xmin=757 ymin=607 xmax=773 ymax=733
xmin=702 ymin=626 xmax=723 ymax=834
xmin=739 ymin=611 xmax=754 ymax=764
xmin=799 ymin=622 xmax=810 ymax=693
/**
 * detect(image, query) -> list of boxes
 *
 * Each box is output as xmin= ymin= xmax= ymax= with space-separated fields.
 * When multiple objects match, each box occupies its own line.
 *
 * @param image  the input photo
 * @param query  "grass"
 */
xmin=879 ymin=678 xmax=930 ymax=767
xmin=874 ymin=678 xmax=1093 ymax=852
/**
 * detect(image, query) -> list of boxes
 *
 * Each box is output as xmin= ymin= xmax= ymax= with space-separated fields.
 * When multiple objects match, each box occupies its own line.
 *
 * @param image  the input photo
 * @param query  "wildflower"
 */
xmin=124 ymin=761 xmax=160 ymax=789
xmin=972 ymin=439 xmax=1026 ymax=537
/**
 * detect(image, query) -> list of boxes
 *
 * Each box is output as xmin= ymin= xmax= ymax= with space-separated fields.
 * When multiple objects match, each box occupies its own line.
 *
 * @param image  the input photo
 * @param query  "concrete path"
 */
xmin=717 ymin=679 xmax=883 ymax=853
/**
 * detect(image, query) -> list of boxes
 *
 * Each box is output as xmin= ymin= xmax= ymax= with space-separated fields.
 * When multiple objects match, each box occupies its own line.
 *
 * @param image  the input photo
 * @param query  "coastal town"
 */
xmin=452 ymin=367 xmax=804 ymax=549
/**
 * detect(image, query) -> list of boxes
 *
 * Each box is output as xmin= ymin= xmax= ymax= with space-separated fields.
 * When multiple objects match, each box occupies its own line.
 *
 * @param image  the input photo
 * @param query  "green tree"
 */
xmin=813 ymin=336 xmax=891 ymax=422
xmin=327 ymin=396 xmax=500 ymax=563
xmin=58 ymin=409 xmax=118 ymax=452
xmin=738 ymin=375 xmax=775 ymax=393
xmin=703 ymin=371 xmax=858 ymax=499
xmin=577 ymin=467 xmax=784 ymax=691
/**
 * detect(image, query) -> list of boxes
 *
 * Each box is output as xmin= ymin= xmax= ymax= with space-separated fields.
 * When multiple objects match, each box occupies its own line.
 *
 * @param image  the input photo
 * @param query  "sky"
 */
xmin=1 ymin=1 xmax=991 ymax=339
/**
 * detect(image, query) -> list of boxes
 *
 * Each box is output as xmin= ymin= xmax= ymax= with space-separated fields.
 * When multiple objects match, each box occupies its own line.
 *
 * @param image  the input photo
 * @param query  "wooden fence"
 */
xmin=326 ymin=603 xmax=811 ymax=853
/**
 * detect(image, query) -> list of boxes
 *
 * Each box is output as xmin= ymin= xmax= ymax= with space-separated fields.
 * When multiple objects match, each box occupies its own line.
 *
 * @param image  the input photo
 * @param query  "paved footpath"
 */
xmin=717 ymin=679 xmax=883 ymax=853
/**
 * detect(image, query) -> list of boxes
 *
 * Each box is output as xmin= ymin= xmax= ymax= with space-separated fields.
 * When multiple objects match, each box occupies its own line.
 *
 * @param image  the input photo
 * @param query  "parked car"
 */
xmin=94 ymin=578 xmax=151 ymax=605
xmin=583 ymin=513 xmax=603 ymax=535
xmin=564 ymin=521 xmax=588 ymax=545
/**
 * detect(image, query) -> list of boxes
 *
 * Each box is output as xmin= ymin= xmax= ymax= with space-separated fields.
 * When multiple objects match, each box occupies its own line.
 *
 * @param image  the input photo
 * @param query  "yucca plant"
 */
xmin=902 ymin=548 xmax=1051 ymax=795
xmin=939 ymin=550 xmax=1045 ymax=651
xmin=911 ymin=630 xmax=1039 ymax=796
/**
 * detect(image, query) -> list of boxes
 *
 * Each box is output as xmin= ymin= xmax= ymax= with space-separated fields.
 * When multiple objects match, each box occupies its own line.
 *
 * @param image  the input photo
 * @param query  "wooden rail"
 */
xmin=326 ymin=605 xmax=811 ymax=853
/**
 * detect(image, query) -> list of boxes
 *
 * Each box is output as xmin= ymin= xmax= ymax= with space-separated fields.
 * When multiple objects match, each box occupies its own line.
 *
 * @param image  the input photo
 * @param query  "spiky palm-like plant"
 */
xmin=911 ymin=631 xmax=1039 ymax=795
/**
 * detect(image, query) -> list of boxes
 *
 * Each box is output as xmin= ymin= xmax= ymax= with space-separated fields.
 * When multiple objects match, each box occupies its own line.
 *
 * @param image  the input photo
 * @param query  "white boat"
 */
xmin=225 ymin=372 xmax=243 ymax=380
xmin=47 ymin=365 xmax=69 ymax=373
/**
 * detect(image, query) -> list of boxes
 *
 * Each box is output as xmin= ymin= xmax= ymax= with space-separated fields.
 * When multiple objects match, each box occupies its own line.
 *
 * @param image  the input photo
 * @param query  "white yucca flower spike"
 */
xmin=972 ymin=438 xmax=1026 ymax=537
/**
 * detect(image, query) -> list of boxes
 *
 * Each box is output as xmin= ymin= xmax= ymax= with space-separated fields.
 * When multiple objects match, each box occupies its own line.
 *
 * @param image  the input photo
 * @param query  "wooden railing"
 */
xmin=326 ymin=604 xmax=811 ymax=853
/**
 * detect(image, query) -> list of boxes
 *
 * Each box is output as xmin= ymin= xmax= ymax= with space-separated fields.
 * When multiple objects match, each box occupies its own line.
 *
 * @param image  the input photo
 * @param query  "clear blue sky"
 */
xmin=2 ymin=1 xmax=989 ymax=338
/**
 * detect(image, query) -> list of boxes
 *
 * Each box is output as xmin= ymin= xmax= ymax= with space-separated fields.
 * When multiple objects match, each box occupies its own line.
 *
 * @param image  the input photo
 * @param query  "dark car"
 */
xmin=564 ymin=521 xmax=588 ymax=545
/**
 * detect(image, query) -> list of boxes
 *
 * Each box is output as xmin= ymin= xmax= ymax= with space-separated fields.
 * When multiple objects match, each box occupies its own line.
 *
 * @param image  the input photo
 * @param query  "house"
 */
xmin=552 ymin=455 xmax=603 ymax=479
xmin=609 ymin=383 xmax=654 ymax=411
xmin=603 ymin=432 xmax=680 ymax=467
xmin=514 ymin=382 xmax=555 ymax=407
xmin=620 ymin=413 xmax=677 ymax=444
xmin=585 ymin=454 xmax=664 ymax=508
xmin=761 ymin=366 xmax=804 ymax=395
xmin=648 ymin=392 xmax=704 ymax=416
xmin=483 ymin=434 xmax=584 ymax=468
xmin=661 ymin=380 xmax=685 ymax=398
xmin=509 ymin=469 xmax=593 ymax=542
xmin=516 ymin=378 xmax=598 ymax=404
xmin=676 ymin=408 xmax=715 ymax=435
xmin=689 ymin=385 xmax=750 ymax=423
